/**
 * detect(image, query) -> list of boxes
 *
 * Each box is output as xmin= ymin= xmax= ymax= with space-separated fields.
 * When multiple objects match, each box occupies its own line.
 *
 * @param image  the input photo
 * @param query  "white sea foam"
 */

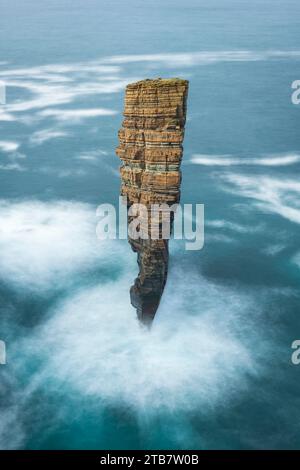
xmin=0 ymin=141 xmax=20 ymax=153
xmin=0 ymin=408 xmax=24 ymax=450
xmin=263 ymin=244 xmax=286 ymax=256
xmin=206 ymin=219 xmax=263 ymax=233
xmin=220 ymin=174 xmax=300 ymax=224
xmin=0 ymin=111 xmax=15 ymax=122
xmin=1 ymin=50 xmax=299 ymax=129
xmin=0 ymin=62 xmax=131 ymax=128
xmin=32 ymin=276 xmax=256 ymax=408
xmin=190 ymin=153 xmax=300 ymax=167
xmin=0 ymin=163 xmax=25 ymax=172
xmin=0 ymin=199 xmax=283 ymax=449
xmin=104 ymin=50 xmax=300 ymax=67
xmin=0 ymin=64 xmax=121 ymax=78
xmin=0 ymin=200 xmax=126 ymax=293
xmin=75 ymin=149 xmax=108 ymax=162
xmin=30 ymin=129 xmax=70 ymax=145
xmin=38 ymin=108 xmax=117 ymax=122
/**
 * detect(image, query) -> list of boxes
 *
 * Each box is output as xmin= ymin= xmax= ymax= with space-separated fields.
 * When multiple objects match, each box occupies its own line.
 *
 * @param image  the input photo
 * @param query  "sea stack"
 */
xmin=116 ymin=78 xmax=189 ymax=325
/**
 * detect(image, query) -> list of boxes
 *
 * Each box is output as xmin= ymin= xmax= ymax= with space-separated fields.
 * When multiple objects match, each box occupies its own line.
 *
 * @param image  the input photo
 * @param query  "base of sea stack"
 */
xmin=130 ymin=240 xmax=169 ymax=326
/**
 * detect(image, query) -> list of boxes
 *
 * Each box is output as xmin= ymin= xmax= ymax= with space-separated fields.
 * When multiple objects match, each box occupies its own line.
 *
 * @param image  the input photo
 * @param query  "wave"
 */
xmin=38 ymin=108 xmax=117 ymax=122
xmin=0 ymin=199 xmax=279 ymax=449
xmin=220 ymin=174 xmax=300 ymax=224
xmin=0 ymin=141 xmax=19 ymax=153
xmin=190 ymin=153 xmax=300 ymax=167
xmin=104 ymin=50 xmax=300 ymax=67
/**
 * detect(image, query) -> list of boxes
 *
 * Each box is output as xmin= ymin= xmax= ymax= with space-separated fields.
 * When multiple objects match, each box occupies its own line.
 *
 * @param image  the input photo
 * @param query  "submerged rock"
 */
xmin=116 ymin=78 xmax=189 ymax=325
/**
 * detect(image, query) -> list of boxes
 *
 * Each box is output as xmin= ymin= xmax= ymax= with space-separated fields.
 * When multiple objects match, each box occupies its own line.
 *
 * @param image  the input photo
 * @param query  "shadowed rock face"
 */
xmin=116 ymin=78 xmax=189 ymax=325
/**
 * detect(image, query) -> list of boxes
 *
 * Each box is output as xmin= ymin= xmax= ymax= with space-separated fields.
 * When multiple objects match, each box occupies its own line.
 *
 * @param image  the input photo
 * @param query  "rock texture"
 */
xmin=116 ymin=78 xmax=188 ymax=325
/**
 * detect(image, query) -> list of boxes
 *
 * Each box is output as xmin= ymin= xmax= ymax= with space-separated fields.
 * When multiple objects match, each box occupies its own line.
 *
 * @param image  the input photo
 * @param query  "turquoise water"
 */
xmin=0 ymin=0 xmax=300 ymax=449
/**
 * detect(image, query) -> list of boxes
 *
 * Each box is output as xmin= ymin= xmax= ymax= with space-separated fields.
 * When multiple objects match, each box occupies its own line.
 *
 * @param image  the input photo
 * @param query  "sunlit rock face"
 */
xmin=116 ymin=78 xmax=189 ymax=325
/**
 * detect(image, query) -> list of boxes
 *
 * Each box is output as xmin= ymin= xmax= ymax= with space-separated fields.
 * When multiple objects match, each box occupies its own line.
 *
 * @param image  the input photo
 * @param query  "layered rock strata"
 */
xmin=116 ymin=78 xmax=188 ymax=325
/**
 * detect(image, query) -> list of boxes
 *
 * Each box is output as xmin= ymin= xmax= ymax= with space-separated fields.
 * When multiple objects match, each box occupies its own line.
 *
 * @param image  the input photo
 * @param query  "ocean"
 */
xmin=0 ymin=0 xmax=300 ymax=449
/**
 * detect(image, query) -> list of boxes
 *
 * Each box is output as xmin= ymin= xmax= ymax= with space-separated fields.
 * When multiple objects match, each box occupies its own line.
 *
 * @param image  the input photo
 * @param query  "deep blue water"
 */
xmin=0 ymin=0 xmax=300 ymax=449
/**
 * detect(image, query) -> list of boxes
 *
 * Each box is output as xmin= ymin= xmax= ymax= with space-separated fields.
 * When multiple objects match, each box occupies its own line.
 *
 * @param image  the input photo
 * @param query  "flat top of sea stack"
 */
xmin=126 ymin=78 xmax=188 ymax=90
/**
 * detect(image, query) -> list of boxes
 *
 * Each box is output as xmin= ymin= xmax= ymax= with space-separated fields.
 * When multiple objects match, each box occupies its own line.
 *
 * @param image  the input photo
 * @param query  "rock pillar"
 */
xmin=116 ymin=78 xmax=188 ymax=325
